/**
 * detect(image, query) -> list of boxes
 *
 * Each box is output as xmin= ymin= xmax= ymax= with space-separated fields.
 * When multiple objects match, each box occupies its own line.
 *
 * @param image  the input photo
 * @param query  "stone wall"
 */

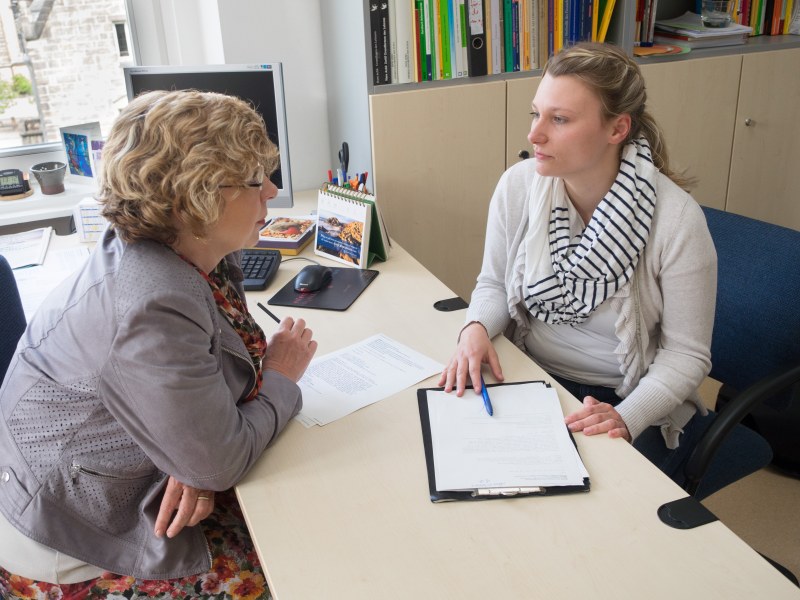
xmin=0 ymin=2 xmax=21 ymax=73
xmin=22 ymin=0 xmax=130 ymax=143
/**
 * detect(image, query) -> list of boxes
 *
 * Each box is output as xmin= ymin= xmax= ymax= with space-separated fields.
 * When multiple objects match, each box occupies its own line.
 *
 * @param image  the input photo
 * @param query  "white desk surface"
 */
xmin=237 ymin=194 xmax=799 ymax=599
xmin=38 ymin=191 xmax=799 ymax=599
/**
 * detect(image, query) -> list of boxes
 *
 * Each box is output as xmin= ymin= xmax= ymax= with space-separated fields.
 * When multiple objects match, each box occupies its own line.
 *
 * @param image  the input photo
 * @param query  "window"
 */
xmin=114 ymin=21 xmax=129 ymax=58
xmin=0 ymin=0 xmax=133 ymax=152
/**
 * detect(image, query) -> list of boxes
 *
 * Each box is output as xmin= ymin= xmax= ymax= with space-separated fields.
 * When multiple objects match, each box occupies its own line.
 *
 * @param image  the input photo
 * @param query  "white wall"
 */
xmin=127 ymin=0 xmax=329 ymax=192
xmin=319 ymin=1 xmax=372 ymax=181
xmin=216 ymin=1 xmax=330 ymax=192
xmin=127 ymin=0 xmax=224 ymax=65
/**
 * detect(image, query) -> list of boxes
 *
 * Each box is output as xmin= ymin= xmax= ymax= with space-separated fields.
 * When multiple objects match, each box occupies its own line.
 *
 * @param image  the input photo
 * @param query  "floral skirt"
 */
xmin=0 ymin=490 xmax=271 ymax=600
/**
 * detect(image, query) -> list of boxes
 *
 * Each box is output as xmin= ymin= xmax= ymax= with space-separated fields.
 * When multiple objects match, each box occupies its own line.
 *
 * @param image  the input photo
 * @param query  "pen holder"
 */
xmin=30 ymin=161 xmax=67 ymax=195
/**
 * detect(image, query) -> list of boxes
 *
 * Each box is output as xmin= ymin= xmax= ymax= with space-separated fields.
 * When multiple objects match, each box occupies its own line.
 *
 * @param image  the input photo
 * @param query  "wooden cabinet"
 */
xmin=641 ymin=49 xmax=800 ymax=231
xmin=369 ymin=77 xmax=540 ymax=302
xmin=641 ymin=56 xmax=742 ymax=211
xmin=727 ymin=48 xmax=800 ymax=231
xmin=506 ymin=77 xmax=542 ymax=167
xmin=370 ymin=82 xmax=507 ymax=301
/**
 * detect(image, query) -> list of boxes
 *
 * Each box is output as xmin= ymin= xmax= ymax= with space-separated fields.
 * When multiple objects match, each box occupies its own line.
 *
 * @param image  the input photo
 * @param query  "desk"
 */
xmin=25 ymin=192 xmax=798 ymax=598
xmin=237 ymin=195 xmax=799 ymax=599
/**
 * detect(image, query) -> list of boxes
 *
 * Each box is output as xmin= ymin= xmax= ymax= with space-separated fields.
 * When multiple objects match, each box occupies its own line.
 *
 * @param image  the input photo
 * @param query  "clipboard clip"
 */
xmin=472 ymin=486 xmax=544 ymax=497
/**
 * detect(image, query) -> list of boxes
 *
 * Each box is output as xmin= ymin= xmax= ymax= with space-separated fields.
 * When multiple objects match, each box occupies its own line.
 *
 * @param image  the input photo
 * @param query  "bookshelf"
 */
xmin=362 ymin=0 xmax=800 ymax=93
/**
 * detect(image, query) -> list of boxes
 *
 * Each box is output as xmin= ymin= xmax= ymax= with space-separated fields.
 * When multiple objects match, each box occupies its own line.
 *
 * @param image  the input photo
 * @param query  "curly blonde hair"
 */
xmin=98 ymin=89 xmax=279 ymax=244
xmin=544 ymin=43 xmax=693 ymax=190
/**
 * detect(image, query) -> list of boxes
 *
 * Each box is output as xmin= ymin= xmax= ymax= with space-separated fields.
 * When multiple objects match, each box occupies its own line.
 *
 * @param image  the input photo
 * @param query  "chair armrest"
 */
xmin=683 ymin=364 xmax=800 ymax=497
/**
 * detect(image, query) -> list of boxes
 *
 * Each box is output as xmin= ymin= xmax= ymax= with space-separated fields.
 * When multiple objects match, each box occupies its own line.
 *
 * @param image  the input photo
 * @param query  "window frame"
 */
xmin=0 ymin=1 xmax=137 ymax=161
xmin=114 ymin=20 xmax=130 ymax=58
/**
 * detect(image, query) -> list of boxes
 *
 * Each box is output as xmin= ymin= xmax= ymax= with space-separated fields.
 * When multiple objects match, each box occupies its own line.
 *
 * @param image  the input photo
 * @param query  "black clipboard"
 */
xmin=417 ymin=381 xmax=590 ymax=503
xmin=268 ymin=267 xmax=378 ymax=311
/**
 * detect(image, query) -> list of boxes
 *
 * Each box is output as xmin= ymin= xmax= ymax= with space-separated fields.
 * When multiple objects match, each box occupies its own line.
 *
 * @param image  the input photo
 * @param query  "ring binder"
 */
xmin=467 ymin=0 xmax=489 ymax=76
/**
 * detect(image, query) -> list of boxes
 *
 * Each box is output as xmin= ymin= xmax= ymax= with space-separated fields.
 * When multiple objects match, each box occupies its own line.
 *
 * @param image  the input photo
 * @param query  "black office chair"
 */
xmin=0 ymin=254 xmax=27 ymax=385
xmin=658 ymin=207 xmax=800 ymax=585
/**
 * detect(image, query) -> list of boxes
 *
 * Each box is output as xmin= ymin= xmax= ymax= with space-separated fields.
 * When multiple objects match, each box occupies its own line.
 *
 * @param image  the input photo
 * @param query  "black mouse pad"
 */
xmin=267 ymin=267 xmax=379 ymax=311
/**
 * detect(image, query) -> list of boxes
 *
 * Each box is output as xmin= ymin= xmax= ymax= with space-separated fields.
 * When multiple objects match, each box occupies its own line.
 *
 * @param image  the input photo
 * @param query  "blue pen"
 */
xmin=480 ymin=375 xmax=493 ymax=417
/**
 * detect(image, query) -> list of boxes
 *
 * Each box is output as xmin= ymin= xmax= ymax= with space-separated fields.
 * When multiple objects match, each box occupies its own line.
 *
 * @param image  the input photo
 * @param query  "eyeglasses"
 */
xmin=219 ymin=181 xmax=262 ymax=191
xmin=219 ymin=165 xmax=265 ymax=191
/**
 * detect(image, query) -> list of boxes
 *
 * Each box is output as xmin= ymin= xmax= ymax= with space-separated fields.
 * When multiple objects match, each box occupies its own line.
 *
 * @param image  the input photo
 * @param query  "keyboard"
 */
xmin=241 ymin=248 xmax=282 ymax=291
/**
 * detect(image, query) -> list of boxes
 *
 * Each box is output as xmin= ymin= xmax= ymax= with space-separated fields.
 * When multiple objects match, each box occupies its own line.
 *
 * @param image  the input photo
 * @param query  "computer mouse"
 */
xmin=294 ymin=265 xmax=333 ymax=293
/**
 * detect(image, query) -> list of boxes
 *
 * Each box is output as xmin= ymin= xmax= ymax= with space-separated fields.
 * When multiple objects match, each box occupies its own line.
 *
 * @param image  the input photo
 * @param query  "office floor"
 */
xmin=697 ymin=379 xmax=800 ymax=582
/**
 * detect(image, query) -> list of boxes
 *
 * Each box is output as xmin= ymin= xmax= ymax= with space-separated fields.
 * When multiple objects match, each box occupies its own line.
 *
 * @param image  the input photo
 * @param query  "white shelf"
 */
xmin=0 ymin=178 xmax=97 ymax=228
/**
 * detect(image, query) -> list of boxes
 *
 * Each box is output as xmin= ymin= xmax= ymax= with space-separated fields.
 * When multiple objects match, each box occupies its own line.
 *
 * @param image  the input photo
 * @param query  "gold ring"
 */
xmin=197 ymin=495 xmax=211 ymax=501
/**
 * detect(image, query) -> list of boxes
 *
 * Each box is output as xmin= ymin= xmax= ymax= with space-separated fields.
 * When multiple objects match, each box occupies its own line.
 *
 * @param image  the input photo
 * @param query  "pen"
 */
xmin=257 ymin=302 xmax=281 ymax=324
xmin=327 ymin=169 xmax=333 ymax=183
xmin=480 ymin=375 xmax=493 ymax=417
xmin=339 ymin=141 xmax=349 ymax=184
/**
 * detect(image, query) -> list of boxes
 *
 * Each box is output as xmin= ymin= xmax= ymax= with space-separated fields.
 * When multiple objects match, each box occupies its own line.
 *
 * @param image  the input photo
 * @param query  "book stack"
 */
xmin=369 ymin=0 xmax=618 ymax=85
xmin=654 ymin=11 xmax=752 ymax=48
xmin=253 ymin=215 xmax=316 ymax=256
xmin=634 ymin=0 xmax=659 ymax=46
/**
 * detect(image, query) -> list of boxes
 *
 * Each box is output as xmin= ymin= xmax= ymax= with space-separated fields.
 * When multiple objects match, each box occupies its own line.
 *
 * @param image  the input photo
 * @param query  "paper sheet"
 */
xmin=427 ymin=382 xmax=587 ymax=491
xmin=296 ymin=334 xmax=444 ymax=427
xmin=0 ymin=227 xmax=52 ymax=269
xmin=13 ymin=246 xmax=90 ymax=320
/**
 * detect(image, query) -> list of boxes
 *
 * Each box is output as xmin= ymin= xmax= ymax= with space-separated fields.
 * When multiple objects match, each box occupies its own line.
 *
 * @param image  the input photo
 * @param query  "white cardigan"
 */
xmin=466 ymin=160 xmax=717 ymax=447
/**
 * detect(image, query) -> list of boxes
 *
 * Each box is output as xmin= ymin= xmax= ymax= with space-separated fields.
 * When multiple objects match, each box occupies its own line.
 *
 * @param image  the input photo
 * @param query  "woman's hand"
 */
xmin=154 ymin=476 xmax=215 ymax=538
xmin=264 ymin=317 xmax=317 ymax=382
xmin=438 ymin=322 xmax=504 ymax=396
xmin=564 ymin=396 xmax=631 ymax=442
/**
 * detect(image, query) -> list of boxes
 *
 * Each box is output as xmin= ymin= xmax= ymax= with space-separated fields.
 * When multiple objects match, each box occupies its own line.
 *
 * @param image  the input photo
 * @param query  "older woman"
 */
xmin=0 ymin=90 xmax=315 ymax=598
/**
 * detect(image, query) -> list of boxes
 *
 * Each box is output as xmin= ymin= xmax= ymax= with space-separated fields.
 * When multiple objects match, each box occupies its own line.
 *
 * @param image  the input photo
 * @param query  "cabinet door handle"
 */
xmin=518 ymin=150 xmax=530 ymax=160
xmin=744 ymin=118 xmax=754 ymax=127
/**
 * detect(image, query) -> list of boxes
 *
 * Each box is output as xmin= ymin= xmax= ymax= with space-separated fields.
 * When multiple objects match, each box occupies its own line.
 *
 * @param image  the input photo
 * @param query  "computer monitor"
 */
xmin=123 ymin=63 xmax=293 ymax=207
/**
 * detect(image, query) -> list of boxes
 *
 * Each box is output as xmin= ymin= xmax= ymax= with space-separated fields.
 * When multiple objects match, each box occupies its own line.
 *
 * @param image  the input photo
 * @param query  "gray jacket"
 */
xmin=0 ymin=227 xmax=302 ymax=579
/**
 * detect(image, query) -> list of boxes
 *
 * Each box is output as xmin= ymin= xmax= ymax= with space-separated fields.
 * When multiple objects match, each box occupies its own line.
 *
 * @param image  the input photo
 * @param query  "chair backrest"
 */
xmin=0 ymin=254 xmax=27 ymax=384
xmin=702 ymin=206 xmax=800 ymax=400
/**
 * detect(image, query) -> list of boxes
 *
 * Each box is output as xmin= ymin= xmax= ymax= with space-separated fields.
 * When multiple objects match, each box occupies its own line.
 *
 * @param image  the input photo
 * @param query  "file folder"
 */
xmin=466 ymin=0 xmax=489 ymax=76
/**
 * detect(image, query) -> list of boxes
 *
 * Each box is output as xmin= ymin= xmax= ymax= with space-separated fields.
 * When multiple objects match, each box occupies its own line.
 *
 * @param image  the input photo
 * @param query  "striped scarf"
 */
xmin=523 ymin=138 xmax=657 ymax=325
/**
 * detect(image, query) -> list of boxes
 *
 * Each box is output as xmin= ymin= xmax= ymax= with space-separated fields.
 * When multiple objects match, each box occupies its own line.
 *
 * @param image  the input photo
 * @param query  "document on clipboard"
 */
xmin=417 ymin=380 xmax=590 ymax=502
